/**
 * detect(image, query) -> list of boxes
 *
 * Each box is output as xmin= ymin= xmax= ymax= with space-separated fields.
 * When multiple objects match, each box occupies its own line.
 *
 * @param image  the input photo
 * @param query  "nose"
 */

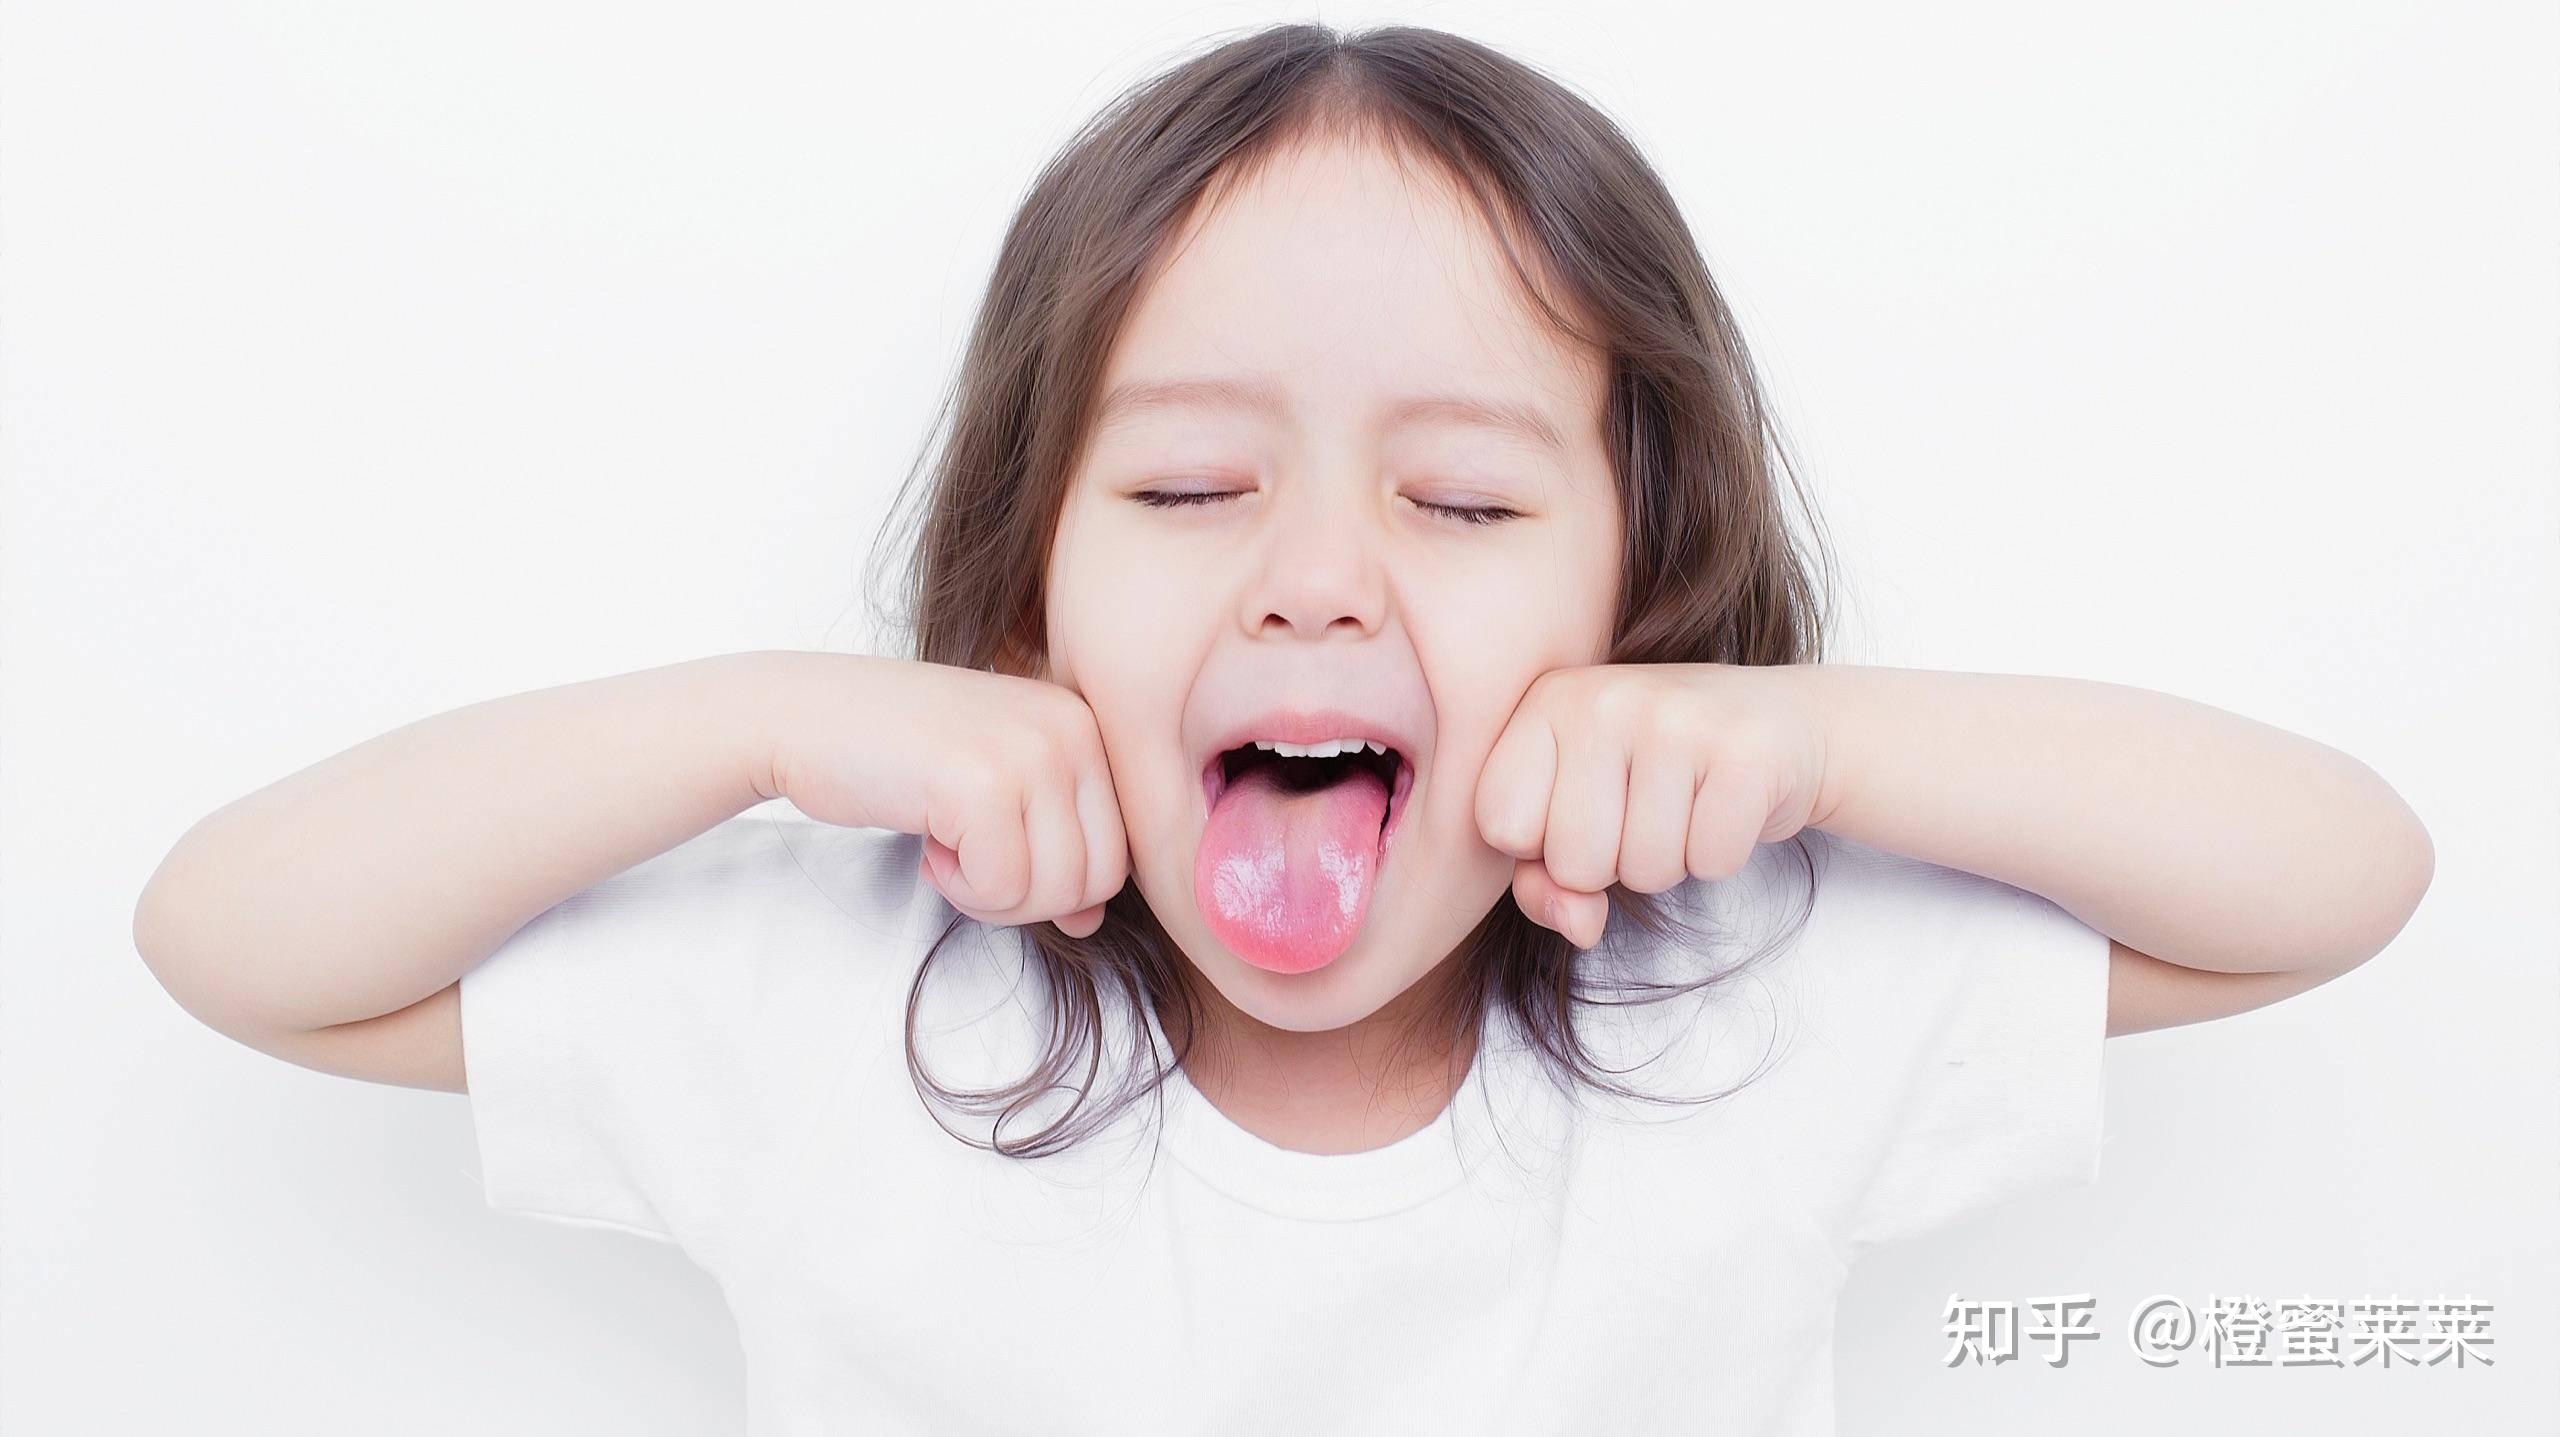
xmin=1242 ymin=482 xmax=1388 ymax=640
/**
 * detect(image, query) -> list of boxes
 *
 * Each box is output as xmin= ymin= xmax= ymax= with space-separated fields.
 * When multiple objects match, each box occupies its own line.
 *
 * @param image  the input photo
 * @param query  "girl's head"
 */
xmin=875 ymin=23 xmax=1834 ymax=1152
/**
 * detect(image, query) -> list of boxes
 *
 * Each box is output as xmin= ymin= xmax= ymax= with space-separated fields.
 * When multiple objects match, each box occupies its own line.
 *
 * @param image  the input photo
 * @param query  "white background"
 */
xmin=5 ymin=1 xmax=2551 ymax=1431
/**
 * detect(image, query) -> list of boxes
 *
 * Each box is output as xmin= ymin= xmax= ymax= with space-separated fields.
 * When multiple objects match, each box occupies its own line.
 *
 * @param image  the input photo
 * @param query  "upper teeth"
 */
xmin=1251 ymin=738 xmax=1389 ymax=758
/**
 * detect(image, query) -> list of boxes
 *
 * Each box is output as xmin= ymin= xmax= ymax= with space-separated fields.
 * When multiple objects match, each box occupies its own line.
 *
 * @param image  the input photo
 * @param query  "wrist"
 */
xmin=1786 ymin=660 xmax=1860 ymax=835
xmin=724 ymin=648 xmax=896 ymax=808
xmin=701 ymin=649 xmax=839 ymax=806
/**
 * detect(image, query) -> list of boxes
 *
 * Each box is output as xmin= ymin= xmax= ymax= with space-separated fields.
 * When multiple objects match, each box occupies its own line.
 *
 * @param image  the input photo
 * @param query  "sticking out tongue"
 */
xmin=1194 ymin=759 xmax=1390 ymax=975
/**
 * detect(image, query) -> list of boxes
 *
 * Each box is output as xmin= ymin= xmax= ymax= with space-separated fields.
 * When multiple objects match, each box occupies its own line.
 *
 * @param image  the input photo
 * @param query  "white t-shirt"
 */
xmin=460 ymin=799 xmax=2110 ymax=1435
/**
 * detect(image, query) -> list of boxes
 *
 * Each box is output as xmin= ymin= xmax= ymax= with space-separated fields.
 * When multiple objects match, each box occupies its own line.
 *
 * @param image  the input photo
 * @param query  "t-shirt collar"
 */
xmin=1136 ymin=992 xmax=1520 ymax=1222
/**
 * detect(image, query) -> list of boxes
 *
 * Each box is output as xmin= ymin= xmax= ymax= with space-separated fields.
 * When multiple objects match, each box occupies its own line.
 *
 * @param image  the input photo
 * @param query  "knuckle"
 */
xmin=1032 ymin=712 xmax=1082 ymax=769
xmin=1720 ymin=719 xmax=1776 ymax=764
xmin=1040 ymin=690 xmax=1101 ymax=746
xmin=1732 ymin=759 xmax=1778 ymax=812
xmin=1620 ymin=857 xmax=1685 ymax=895
xmin=945 ymin=752 xmax=1009 ymax=809
xmin=1688 ymin=841 xmax=1745 ymax=882
xmin=1027 ymin=888 xmax=1072 ymax=926
xmin=1643 ymin=692 xmax=1705 ymax=749
xmin=1547 ymin=848 xmax=1609 ymax=894
xmin=1042 ymin=853 xmax=1086 ymax=914
xmin=1479 ymin=809 xmax=1535 ymax=856
xmin=1092 ymin=835 xmax=1130 ymax=888
xmin=1052 ymin=733 xmax=1096 ymax=784
xmin=973 ymin=839 xmax=1025 ymax=887
xmin=1588 ymin=672 xmax=1649 ymax=728
xmin=995 ymin=722 xmax=1049 ymax=773
xmin=1090 ymin=818 xmax=1129 ymax=875
xmin=1021 ymin=743 xmax=1071 ymax=794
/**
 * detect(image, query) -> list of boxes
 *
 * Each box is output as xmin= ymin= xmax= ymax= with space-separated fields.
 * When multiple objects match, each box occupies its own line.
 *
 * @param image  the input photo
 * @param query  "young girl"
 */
xmin=134 ymin=23 xmax=2433 ymax=1435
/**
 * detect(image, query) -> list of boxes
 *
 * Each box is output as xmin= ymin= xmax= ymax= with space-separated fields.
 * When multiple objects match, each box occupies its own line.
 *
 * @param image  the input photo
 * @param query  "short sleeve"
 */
xmin=1721 ymin=831 xmax=2113 ymax=1260
xmin=458 ymin=802 xmax=927 ymax=1260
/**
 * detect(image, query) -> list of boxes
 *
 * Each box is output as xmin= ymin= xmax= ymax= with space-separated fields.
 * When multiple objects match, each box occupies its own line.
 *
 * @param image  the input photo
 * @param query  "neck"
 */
xmin=1158 ymin=961 xmax=1480 ymax=1155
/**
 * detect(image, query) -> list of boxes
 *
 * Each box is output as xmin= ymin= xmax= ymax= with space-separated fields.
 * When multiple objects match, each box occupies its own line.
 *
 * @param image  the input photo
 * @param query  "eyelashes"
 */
xmin=1128 ymin=490 xmax=1522 ymax=527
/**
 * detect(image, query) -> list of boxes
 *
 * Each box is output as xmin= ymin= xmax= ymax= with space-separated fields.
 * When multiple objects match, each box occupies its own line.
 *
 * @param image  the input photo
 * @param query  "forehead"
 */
xmin=1093 ymin=136 xmax=1605 ymax=450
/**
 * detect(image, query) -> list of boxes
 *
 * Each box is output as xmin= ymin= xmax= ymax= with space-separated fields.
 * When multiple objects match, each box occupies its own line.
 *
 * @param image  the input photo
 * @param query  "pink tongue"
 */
xmin=1194 ymin=762 xmax=1390 ymax=975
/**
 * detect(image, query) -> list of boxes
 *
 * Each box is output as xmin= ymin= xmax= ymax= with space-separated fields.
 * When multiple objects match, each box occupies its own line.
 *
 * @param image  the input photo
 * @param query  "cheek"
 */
xmin=1055 ymin=510 xmax=1205 ymax=634
xmin=1398 ymin=552 xmax=1611 ymax=859
xmin=1047 ymin=510 xmax=1187 ymax=682
xmin=1048 ymin=588 xmax=1206 ymax=851
xmin=1409 ymin=565 xmax=1601 ymax=710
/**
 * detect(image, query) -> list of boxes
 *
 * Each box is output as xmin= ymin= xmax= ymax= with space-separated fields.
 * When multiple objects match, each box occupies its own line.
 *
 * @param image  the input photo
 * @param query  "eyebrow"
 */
xmin=1092 ymin=374 xmax=1572 ymax=455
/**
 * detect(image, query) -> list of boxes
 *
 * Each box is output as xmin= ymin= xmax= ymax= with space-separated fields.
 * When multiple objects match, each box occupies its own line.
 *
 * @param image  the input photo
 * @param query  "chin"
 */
xmin=1166 ymin=886 xmax=1441 ymax=1036
xmin=1129 ymin=770 xmax=1487 ymax=1031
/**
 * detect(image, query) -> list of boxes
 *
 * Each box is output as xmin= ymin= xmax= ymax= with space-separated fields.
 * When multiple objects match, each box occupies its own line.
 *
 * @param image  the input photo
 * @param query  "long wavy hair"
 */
xmin=860 ymin=22 xmax=1842 ymax=1158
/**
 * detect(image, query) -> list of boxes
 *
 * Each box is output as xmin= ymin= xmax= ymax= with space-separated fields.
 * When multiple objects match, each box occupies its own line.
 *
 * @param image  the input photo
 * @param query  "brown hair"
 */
xmin=862 ymin=22 xmax=1840 ymax=1159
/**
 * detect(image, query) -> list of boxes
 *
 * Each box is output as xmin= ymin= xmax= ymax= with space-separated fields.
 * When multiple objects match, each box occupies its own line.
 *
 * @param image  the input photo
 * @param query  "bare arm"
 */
xmin=130 ymin=651 xmax=822 ymax=1083
xmin=1796 ymin=665 xmax=2436 ymax=1034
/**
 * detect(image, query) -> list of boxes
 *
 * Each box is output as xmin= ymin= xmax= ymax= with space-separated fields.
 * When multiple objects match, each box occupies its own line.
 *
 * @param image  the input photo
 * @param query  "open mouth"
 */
xmin=1201 ymin=742 xmax=1416 ymax=847
xmin=1191 ymin=739 xmax=1420 ymax=975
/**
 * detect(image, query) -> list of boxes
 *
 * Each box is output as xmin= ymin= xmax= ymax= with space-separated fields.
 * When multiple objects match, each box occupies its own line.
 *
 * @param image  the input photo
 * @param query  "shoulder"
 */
xmin=539 ymin=802 xmax=948 ymax=962
xmin=1589 ymin=829 xmax=2103 ymax=1091
xmin=1585 ymin=831 xmax=2111 ymax=1254
xmin=466 ymin=803 xmax=952 ymax=1070
xmin=1676 ymin=829 xmax=2088 ymax=994
xmin=591 ymin=800 xmax=927 ymax=908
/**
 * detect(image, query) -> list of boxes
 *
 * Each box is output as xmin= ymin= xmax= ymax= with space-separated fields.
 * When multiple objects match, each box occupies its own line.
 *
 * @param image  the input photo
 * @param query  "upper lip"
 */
xmin=1196 ymin=706 xmax=1427 ymax=781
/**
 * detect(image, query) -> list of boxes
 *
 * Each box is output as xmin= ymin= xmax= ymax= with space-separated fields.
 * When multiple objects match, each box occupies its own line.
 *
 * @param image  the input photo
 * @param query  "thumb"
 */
xmin=1512 ymin=857 xmax=1609 ymax=950
xmin=921 ymin=838 xmax=981 ymax=916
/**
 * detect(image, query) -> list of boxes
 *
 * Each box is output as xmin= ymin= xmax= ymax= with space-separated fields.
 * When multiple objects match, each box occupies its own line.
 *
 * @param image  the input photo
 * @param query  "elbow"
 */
xmin=131 ymin=850 xmax=192 ymax=992
xmin=132 ymin=854 xmax=269 ymax=1042
xmin=2377 ymin=776 xmax=2436 ymax=935
xmin=2386 ymin=807 xmax=2435 ymax=945
xmin=132 ymin=864 xmax=217 ymax=1027
xmin=2326 ymin=789 xmax=2435 ymax=976
xmin=2403 ymin=805 xmax=2436 ymax=908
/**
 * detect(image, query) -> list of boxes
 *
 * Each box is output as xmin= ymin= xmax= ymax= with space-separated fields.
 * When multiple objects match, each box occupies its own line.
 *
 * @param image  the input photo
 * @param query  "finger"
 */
xmin=1687 ymin=760 xmax=1771 ymax=881
xmin=1540 ymin=722 xmax=1628 ymax=895
xmin=1475 ymin=703 xmax=1558 ymax=861
xmin=921 ymin=837 xmax=999 ymax=927
xmin=921 ymin=836 xmax=963 ymax=911
xmin=1567 ymin=888 xmax=1610 ymax=950
xmin=1512 ymin=859 xmax=1608 ymax=950
xmin=1618 ymin=739 xmax=1701 ymax=895
xmin=1072 ymin=744 xmax=1129 ymax=919
xmin=1013 ymin=764 xmax=1085 ymax=925
xmin=932 ymin=765 xmax=1031 ymax=914
xmin=1511 ymin=859 xmax=1566 ymax=937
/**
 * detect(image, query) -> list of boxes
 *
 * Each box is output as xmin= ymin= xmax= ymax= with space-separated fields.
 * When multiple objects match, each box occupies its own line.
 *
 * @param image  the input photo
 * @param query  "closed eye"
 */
xmin=1127 ymin=490 xmax=1237 ymax=512
xmin=1128 ymin=490 xmax=1521 ymax=526
xmin=1414 ymin=499 xmax=1521 ymax=527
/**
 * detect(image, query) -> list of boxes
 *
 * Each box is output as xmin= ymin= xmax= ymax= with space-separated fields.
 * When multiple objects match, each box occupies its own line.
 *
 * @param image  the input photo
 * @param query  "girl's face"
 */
xmin=1042 ymin=135 xmax=1620 ymax=1038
